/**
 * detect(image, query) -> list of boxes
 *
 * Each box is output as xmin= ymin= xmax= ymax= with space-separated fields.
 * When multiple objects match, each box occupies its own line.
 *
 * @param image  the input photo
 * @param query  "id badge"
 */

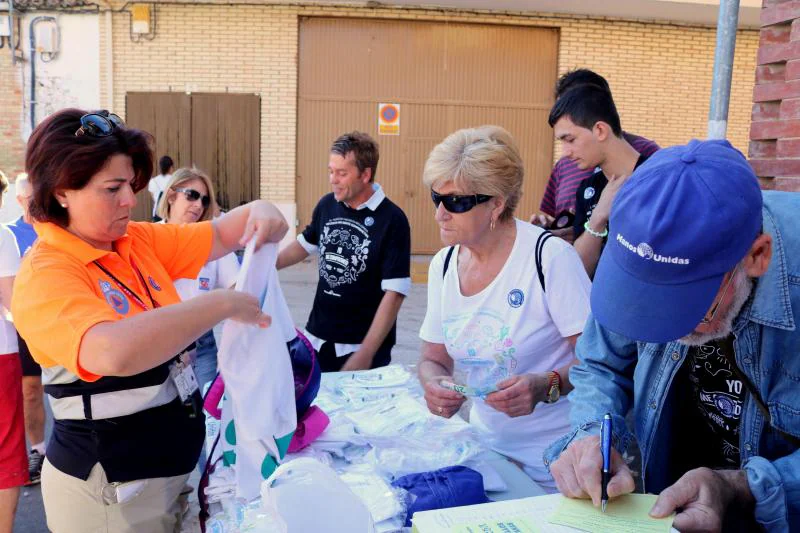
xmin=169 ymin=350 xmax=199 ymax=402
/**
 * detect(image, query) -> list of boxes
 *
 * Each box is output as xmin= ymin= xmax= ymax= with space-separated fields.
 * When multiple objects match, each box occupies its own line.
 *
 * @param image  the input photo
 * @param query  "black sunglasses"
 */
xmin=174 ymin=187 xmax=211 ymax=208
xmin=431 ymin=189 xmax=493 ymax=214
xmin=75 ymin=111 xmax=125 ymax=138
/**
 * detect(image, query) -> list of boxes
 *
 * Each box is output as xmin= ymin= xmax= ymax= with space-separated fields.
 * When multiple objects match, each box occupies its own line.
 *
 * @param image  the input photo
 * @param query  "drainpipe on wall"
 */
xmin=101 ymin=0 xmax=114 ymax=112
xmin=29 ymin=15 xmax=56 ymax=131
xmin=707 ymin=0 xmax=741 ymax=140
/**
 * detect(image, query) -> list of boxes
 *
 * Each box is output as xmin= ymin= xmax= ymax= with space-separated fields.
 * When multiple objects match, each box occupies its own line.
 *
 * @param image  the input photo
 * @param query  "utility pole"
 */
xmin=708 ymin=0 xmax=741 ymax=139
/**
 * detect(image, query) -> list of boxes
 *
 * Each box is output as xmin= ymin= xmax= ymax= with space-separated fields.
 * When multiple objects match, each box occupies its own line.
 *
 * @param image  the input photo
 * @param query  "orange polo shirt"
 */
xmin=11 ymin=221 xmax=214 ymax=382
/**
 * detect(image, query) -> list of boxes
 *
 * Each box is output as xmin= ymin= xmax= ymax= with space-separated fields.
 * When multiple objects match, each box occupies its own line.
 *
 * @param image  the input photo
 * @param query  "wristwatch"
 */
xmin=545 ymin=370 xmax=562 ymax=404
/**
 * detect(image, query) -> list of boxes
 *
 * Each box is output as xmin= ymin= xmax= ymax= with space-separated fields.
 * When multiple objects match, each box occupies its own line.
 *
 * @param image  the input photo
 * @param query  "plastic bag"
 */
xmin=216 ymin=241 xmax=298 ymax=501
xmin=343 ymin=395 xmax=429 ymax=437
xmin=339 ymin=469 xmax=407 ymax=523
xmin=206 ymin=498 xmax=287 ymax=533
xmin=451 ymin=357 xmax=508 ymax=397
xmin=260 ymin=458 xmax=376 ymax=532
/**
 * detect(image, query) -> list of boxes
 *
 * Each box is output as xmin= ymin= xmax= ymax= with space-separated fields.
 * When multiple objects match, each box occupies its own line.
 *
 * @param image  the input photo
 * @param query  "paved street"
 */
xmin=14 ymin=256 xmax=427 ymax=532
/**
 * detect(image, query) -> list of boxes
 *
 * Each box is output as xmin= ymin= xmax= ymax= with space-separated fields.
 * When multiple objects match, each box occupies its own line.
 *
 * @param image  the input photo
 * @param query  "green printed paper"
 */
xmin=548 ymin=494 xmax=673 ymax=533
xmin=450 ymin=516 xmax=540 ymax=532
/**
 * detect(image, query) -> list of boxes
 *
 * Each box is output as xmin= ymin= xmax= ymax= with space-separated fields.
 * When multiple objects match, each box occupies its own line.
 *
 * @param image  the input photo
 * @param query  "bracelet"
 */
xmin=583 ymin=220 xmax=608 ymax=239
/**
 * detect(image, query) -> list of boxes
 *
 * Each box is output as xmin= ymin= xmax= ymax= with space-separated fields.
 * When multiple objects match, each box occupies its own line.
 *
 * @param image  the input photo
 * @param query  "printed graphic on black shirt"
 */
xmin=687 ymin=337 xmax=744 ymax=467
xmin=573 ymin=154 xmax=650 ymax=239
xmin=319 ymin=217 xmax=371 ymax=292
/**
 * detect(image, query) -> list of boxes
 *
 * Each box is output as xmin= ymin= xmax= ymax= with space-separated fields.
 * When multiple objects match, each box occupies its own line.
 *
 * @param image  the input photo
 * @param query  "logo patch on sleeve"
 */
xmin=99 ymin=280 xmax=130 ymax=315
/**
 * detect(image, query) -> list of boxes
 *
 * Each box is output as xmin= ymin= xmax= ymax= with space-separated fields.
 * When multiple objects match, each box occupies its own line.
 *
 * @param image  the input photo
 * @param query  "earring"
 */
xmin=490 ymin=219 xmax=496 ymax=231
xmin=61 ymin=203 xmax=67 ymax=208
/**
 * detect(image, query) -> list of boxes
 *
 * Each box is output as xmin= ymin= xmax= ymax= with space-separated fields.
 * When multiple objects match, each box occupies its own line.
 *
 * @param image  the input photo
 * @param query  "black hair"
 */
xmin=548 ymin=84 xmax=622 ymax=137
xmin=330 ymin=131 xmax=379 ymax=183
xmin=555 ymin=69 xmax=611 ymax=98
xmin=159 ymin=155 xmax=174 ymax=175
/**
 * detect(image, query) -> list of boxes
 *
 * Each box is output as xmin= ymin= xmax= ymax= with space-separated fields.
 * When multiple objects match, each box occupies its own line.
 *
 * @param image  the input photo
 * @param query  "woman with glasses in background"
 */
xmin=157 ymin=167 xmax=239 ymax=396
xmin=417 ymin=126 xmax=592 ymax=491
xmin=11 ymin=109 xmax=287 ymax=533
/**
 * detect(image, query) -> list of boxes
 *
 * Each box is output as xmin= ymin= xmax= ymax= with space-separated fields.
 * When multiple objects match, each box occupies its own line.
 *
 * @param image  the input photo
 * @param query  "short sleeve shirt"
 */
xmin=573 ymin=153 xmax=651 ymax=239
xmin=0 ymin=225 xmax=21 ymax=354
xmin=174 ymin=252 xmax=239 ymax=302
xmin=419 ymin=219 xmax=592 ymax=476
xmin=11 ymin=221 xmax=213 ymax=381
xmin=300 ymin=188 xmax=411 ymax=346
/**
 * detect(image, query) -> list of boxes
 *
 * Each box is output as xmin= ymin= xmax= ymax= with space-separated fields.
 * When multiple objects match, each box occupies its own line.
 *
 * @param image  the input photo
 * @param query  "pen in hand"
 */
xmin=601 ymin=413 xmax=612 ymax=513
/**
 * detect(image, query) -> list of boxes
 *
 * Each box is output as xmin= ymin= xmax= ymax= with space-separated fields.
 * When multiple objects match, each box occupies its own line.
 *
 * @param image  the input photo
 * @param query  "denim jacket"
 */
xmin=544 ymin=191 xmax=800 ymax=532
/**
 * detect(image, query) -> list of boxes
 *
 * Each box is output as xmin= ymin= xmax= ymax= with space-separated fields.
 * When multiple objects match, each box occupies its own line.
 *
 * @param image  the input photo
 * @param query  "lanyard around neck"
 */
xmin=93 ymin=259 xmax=159 ymax=311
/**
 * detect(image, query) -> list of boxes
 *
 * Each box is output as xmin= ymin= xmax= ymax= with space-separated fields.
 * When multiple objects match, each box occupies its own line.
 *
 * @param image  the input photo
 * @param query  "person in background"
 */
xmin=417 ymin=126 xmax=591 ymax=491
xmin=12 ymin=108 xmax=287 ymax=533
xmin=6 ymin=174 xmax=46 ymax=485
xmin=277 ymin=132 xmax=411 ymax=372
xmin=548 ymin=84 xmax=655 ymax=278
xmin=533 ymin=69 xmax=659 ymax=243
xmin=0 ymin=168 xmax=27 ymax=533
xmin=148 ymin=155 xmax=173 ymax=222
xmin=157 ymin=167 xmax=239 ymax=392
xmin=7 ymin=174 xmax=37 ymax=256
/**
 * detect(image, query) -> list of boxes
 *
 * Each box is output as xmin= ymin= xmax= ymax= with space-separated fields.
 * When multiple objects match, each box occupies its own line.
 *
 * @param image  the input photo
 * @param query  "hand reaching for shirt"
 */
xmin=484 ymin=373 xmax=549 ymax=417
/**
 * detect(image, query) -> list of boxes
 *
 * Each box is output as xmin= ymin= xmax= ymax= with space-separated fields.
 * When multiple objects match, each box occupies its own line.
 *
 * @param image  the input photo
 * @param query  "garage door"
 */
xmin=126 ymin=92 xmax=260 ymax=221
xmin=297 ymin=17 xmax=559 ymax=253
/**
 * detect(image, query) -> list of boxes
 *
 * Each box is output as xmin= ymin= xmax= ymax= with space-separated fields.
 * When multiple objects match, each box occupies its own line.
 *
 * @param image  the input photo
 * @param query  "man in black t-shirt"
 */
xmin=548 ymin=84 xmax=657 ymax=278
xmin=277 ymin=132 xmax=411 ymax=372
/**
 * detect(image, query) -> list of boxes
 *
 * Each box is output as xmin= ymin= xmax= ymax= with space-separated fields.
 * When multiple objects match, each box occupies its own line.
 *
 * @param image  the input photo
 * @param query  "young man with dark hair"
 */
xmin=535 ymin=69 xmax=658 ymax=242
xmin=277 ymin=132 xmax=411 ymax=372
xmin=548 ymin=84 xmax=656 ymax=278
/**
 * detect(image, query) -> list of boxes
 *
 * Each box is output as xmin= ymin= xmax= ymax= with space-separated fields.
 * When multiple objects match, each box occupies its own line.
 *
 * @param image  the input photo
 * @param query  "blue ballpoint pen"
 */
xmin=600 ymin=413 xmax=612 ymax=513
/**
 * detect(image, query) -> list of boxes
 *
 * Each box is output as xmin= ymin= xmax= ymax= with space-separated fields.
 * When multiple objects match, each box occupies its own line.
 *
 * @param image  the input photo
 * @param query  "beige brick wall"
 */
xmin=0 ymin=52 xmax=26 ymax=179
xmin=3 ymin=3 xmax=757 ymax=203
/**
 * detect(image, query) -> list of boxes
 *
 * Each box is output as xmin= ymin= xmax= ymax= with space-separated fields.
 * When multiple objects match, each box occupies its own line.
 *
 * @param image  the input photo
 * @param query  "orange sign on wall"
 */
xmin=378 ymin=103 xmax=400 ymax=135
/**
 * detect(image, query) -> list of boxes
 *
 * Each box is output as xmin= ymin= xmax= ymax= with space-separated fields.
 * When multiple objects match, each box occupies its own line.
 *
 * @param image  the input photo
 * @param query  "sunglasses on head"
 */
xmin=431 ymin=189 xmax=493 ymax=214
xmin=174 ymin=187 xmax=211 ymax=208
xmin=75 ymin=111 xmax=124 ymax=138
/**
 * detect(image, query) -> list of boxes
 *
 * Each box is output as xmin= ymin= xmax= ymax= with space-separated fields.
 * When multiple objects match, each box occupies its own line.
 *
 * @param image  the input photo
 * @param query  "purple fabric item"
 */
xmin=202 ymin=329 xmax=321 ymax=420
xmin=392 ymin=466 xmax=490 ymax=527
xmin=540 ymin=132 xmax=659 ymax=217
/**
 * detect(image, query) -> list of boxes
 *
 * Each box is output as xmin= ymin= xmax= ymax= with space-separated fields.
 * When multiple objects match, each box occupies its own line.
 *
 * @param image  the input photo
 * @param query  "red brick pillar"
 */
xmin=749 ymin=0 xmax=800 ymax=191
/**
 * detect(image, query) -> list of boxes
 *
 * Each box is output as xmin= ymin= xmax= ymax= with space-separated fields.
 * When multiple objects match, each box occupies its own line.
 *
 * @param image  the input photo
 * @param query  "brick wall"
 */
xmin=749 ymin=0 xmax=800 ymax=191
xmin=3 ymin=3 xmax=760 ymax=201
xmin=0 ymin=51 xmax=26 ymax=179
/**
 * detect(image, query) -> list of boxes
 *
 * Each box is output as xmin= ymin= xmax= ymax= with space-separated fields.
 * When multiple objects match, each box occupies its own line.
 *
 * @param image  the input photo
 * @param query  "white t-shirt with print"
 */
xmin=419 ymin=219 xmax=591 ymax=489
xmin=174 ymin=252 xmax=240 ymax=301
xmin=0 ymin=224 xmax=21 ymax=354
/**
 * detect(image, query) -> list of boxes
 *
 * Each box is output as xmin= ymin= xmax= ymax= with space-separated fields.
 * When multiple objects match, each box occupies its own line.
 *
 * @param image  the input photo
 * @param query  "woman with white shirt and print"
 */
xmin=157 ymin=167 xmax=239 ymax=391
xmin=417 ymin=126 xmax=592 ymax=491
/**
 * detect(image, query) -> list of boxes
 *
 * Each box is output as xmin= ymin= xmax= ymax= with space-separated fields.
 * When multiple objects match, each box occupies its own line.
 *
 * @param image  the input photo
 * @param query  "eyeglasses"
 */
xmin=431 ymin=189 xmax=493 ymax=214
xmin=700 ymin=264 xmax=740 ymax=325
xmin=173 ymin=187 xmax=211 ymax=208
xmin=75 ymin=111 xmax=124 ymax=137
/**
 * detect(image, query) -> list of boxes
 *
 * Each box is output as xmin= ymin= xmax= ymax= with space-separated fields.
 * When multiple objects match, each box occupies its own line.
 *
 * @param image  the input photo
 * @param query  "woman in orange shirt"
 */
xmin=11 ymin=109 xmax=288 ymax=533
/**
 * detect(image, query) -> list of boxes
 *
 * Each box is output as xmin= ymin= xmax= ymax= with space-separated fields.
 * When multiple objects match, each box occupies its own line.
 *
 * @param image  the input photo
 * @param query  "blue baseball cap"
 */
xmin=591 ymin=139 xmax=763 ymax=343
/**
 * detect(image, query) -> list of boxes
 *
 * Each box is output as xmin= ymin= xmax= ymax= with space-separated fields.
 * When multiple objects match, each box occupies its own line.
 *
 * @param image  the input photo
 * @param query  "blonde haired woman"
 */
xmin=158 ymin=167 xmax=239 ymax=392
xmin=417 ymin=126 xmax=592 ymax=491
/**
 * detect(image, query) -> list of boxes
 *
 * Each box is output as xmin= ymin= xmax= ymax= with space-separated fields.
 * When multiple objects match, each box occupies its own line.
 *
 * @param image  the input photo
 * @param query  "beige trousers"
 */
xmin=41 ymin=458 xmax=191 ymax=533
